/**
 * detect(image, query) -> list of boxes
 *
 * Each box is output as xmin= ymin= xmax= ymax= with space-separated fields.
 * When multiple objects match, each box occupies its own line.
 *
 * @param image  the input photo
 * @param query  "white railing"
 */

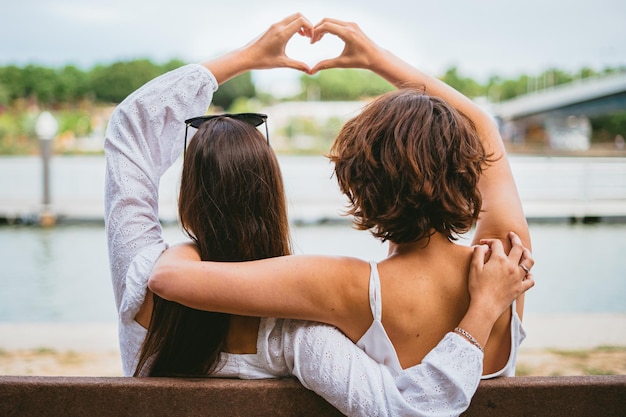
xmin=1 ymin=155 xmax=625 ymax=223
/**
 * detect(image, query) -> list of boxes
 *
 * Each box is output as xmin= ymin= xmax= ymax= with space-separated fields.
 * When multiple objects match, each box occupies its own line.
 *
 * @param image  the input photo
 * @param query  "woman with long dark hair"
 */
xmin=133 ymin=114 xmax=291 ymax=377
xmin=106 ymin=13 xmax=533 ymax=416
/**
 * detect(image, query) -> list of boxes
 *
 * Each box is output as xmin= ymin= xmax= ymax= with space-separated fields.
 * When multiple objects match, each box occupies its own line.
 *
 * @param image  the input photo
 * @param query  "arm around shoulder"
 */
xmin=149 ymin=245 xmax=371 ymax=336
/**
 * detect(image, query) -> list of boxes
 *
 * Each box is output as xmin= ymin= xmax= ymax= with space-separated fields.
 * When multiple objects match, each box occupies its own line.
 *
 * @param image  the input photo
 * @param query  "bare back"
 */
xmin=365 ymin=233 xmax=512 ymax=375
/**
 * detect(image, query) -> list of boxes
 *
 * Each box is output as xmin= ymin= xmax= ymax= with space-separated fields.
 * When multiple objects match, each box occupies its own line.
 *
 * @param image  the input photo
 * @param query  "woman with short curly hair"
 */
xmin=331 ymin=90 xmax=489 ymax=245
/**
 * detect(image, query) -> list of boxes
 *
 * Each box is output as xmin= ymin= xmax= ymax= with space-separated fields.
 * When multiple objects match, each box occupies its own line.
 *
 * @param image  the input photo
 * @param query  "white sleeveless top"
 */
xmin=357 ymin=261 xmax=526 ymax=378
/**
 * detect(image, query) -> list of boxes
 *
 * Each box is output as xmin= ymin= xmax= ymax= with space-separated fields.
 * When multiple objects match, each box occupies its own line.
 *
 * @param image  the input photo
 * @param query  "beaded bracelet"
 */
xmin=454 ymin=327 xmax=484 ymax=352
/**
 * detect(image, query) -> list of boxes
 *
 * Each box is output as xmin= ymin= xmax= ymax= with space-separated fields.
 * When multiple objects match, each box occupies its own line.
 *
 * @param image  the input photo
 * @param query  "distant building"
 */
xmin=260 ymin=101 xmax=366 ymax=151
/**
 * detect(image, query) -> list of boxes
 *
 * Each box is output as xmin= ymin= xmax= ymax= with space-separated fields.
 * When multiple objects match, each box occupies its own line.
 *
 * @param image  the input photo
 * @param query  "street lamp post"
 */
xmin=35 ymin=111 xmax=58 ymax=227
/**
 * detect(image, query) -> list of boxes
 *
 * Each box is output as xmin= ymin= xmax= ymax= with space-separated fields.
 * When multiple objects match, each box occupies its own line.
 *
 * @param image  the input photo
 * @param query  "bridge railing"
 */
xmin=494 ymin=72 xmax=626 ymax=120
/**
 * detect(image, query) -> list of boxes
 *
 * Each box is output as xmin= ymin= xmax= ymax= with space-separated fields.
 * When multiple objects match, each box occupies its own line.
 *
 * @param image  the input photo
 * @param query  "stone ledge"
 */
xmin=0 ymin=375 xmax=624 ymax=416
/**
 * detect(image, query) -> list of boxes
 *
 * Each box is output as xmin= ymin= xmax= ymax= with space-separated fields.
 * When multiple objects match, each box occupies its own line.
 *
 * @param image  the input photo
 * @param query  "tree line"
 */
xmin=0 ymin=59 xmax=256 ymax=109
xmin=1 ymin=58 xmax=624 ymax=108
xmin=0 ymin=59 xmax=624 ymax=154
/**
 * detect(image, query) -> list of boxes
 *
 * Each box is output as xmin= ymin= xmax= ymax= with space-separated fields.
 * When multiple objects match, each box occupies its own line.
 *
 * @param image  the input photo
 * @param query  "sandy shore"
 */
xmin=1 ymin=314 xmax=625 ymax=377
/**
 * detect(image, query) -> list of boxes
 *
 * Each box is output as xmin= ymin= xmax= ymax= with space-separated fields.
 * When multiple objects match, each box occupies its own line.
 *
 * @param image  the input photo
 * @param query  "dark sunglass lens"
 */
xmin=186 ymin=116 xmax=215 ymax=129
xmin=184 ymin=113 xmax=269 ymax=145
xmin=235 ymin=114 xmax=267 ymax=127
xmin=185 ymin=114 xmax=266 ymax=129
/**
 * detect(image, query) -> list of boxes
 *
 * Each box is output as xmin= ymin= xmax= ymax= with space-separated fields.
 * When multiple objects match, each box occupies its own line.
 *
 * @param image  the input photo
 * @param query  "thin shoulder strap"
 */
xmin=368 ymin=261 xmax=382 ymax=321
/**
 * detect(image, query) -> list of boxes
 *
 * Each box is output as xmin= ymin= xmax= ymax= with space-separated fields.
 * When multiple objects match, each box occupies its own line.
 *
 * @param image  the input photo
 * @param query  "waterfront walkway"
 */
xmin=1 ymin=155 xmax=625 ymax=224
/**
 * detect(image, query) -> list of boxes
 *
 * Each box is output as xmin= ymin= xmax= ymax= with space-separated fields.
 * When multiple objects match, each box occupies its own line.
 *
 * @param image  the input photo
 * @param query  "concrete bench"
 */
xmin=1 ymin=375 xmax=624 ymax=416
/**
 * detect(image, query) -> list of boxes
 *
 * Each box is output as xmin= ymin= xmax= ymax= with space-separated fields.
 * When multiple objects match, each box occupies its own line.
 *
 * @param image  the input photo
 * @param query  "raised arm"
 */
xmin=104 ymin=63 xmax=218 ymax=325
xmin=105 ymin=13 xmax=314 ymax=329
xmin=203 ymin=13 xmax=314 ymax=84
xmin=310 ymin=18 xmax=531 ymax=320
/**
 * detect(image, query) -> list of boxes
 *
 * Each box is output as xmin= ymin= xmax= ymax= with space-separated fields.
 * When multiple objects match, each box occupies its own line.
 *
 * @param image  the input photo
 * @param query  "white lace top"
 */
xmin=357 ymin=262 xmax=526 ymax=379
xmin=104 ymin=64 xmax=485 ymax=416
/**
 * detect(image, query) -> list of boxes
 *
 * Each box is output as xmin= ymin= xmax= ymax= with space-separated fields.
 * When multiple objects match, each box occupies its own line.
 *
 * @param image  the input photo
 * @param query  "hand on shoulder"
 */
xmin=469 ymin=231 xmax=535 ymax=321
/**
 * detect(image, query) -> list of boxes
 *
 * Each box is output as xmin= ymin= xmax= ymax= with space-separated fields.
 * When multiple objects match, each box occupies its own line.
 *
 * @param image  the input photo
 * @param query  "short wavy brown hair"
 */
xmin=329 ymin=89 xmax=490 ymax=244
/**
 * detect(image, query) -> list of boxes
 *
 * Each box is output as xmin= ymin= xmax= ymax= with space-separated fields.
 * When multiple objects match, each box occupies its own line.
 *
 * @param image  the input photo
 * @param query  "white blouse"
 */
xmin=104 ymin=64 xmax=485 ymax=416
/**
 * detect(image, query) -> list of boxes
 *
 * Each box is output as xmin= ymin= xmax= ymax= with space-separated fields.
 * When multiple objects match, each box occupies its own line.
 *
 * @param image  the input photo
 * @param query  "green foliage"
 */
xmin=212 ymin=72 xmax=256 ymax=111
xmin=0 ymin=83 xmax=9 ymax=106
xmin=440 ymin=67 xmax=483 ymax=98
xmin=0 ymin=59 xmax=185 ymax=106
xmin=89 ymin=59 xmax=163 ymax=103
xmin=0 ymin=58 xmax=625 ymax=154
xmin=0 ymin=58 xmax=622 ymax=109
xmin=279 ymin=115 xmax=344 ymax=153
xmin=0 ymin=65 xmax=22 ymax=102
xmin=0 ymin=64 xmax=57 ymax=104
xmin=227 ymin=97 xmax=262 ymax=114
xmin=298 ymin=69 xmax=394 ymax=101
xmin=0 ymin=111 xmax=38 ymax=154
xmin=497 ymin=78 xmax=527 ymax=101
xmin=160 ymin=59 xmax=187 ymax=73
xmin=590 ymin=111 xmax=626 ymax=143
xmin=57 ymin=110 xmax=92 ymax=137
xmin=55 ymin=65 xmax=90 ymax=103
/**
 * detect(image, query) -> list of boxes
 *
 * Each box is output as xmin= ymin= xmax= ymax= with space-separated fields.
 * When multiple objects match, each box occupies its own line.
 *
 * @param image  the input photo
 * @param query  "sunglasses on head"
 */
xmin=183 ymin=113 xmax=269 ymax=152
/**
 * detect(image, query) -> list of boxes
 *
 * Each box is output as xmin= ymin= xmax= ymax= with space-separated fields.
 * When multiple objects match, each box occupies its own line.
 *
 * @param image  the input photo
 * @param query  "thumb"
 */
xmin=310 ymin=58 xmax=343 ymax=74
xmin=282 ymin=58 xmax=312 ymax=74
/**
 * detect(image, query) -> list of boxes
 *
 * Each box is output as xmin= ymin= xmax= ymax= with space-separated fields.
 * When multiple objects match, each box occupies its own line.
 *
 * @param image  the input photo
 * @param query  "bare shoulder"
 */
xmin=168 ymin=241 xmax=198 ymax=253
xmin=311 ymin=255 xmax=371 ymax=289
xmin=317 ymin=256 xmax=373 ymax=340
xmin=271 ymin=253 xmax=369 ymax=276
xmin=155 ymin=241 xmax=200 ymax=264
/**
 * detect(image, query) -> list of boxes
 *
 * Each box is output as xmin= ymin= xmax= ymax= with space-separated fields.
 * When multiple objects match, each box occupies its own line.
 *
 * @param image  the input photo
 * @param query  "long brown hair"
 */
xmin=329 ymin=89 xmax=491 ymax=244
xmin=135 ymin=116 xmax=290 ymax=377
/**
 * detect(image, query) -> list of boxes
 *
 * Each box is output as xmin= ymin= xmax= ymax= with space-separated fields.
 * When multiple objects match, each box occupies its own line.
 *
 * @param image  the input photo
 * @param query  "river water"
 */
xmin=1 ymin=220 xmax=625 ymax=323
xmin=0 ymin=155 xmax=625 ymax=322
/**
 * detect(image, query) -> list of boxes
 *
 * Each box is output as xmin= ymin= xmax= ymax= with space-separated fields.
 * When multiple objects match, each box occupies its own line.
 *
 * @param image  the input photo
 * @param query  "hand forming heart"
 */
xmin=226 ymin=13 xmax=380 ymax=81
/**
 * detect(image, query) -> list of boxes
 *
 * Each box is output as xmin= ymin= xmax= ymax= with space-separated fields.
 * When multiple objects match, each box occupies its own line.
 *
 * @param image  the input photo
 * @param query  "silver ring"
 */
xmin=519 ymin=264 xmax=530 ymax=274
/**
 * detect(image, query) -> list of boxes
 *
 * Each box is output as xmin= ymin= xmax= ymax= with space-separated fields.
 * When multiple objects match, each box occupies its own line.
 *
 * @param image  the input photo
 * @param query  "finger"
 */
xmin=311 ymin=21 xmax=347 ymax=43
xmin=484 ymin=238 xmax=505 ymax=259
xmin=521 ymin=248 xmax=535 ymax=269
xmin=518 ymin=248 xmax=534 ymax=277
xmin=283 ymin=14 xmax=314 ymax=37
xmin=310 ymin=27 xmax=330 ymax=44
xmin=310 ymin=58 xmax=340 ymax=74
xmin=477 ymin=239 xmax=496 ymax=261
xmin=314 ymin=17 xmax=351 ymax=27
xmin=478 ymin=238 xmax=495 ymax=247
xmin=283 ymin=59 xmax=312 ymax=74
xmin=516 ymin=243 xmax=534 ymax=276
xmin=521 ymin=274 xmax=535 ymax=291
xmin=298 ymin=28 xmax=313 ymax=38
xmin=507 ymin=231 xmax=525 ymax=263
xmin=470 ymin=244 xmax=490 ymax=272
xmin=282 ymin=12 xmax=311 ymax=27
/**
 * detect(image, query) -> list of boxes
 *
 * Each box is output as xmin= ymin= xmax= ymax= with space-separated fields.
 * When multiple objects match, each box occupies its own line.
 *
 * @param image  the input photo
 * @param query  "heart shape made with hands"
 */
xmin=285 ymin=33 xmax=345 ymax=69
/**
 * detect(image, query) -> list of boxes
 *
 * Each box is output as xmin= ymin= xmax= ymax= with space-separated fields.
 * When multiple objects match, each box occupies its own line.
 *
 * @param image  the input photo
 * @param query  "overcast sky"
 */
xmin=3 ymin=0 xmax=625 ymax=95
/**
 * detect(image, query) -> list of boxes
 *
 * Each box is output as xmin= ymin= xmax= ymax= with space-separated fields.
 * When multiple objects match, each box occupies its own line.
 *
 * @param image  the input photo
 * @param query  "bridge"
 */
xmin=492 ymin=73 xmax=626 ymax=150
